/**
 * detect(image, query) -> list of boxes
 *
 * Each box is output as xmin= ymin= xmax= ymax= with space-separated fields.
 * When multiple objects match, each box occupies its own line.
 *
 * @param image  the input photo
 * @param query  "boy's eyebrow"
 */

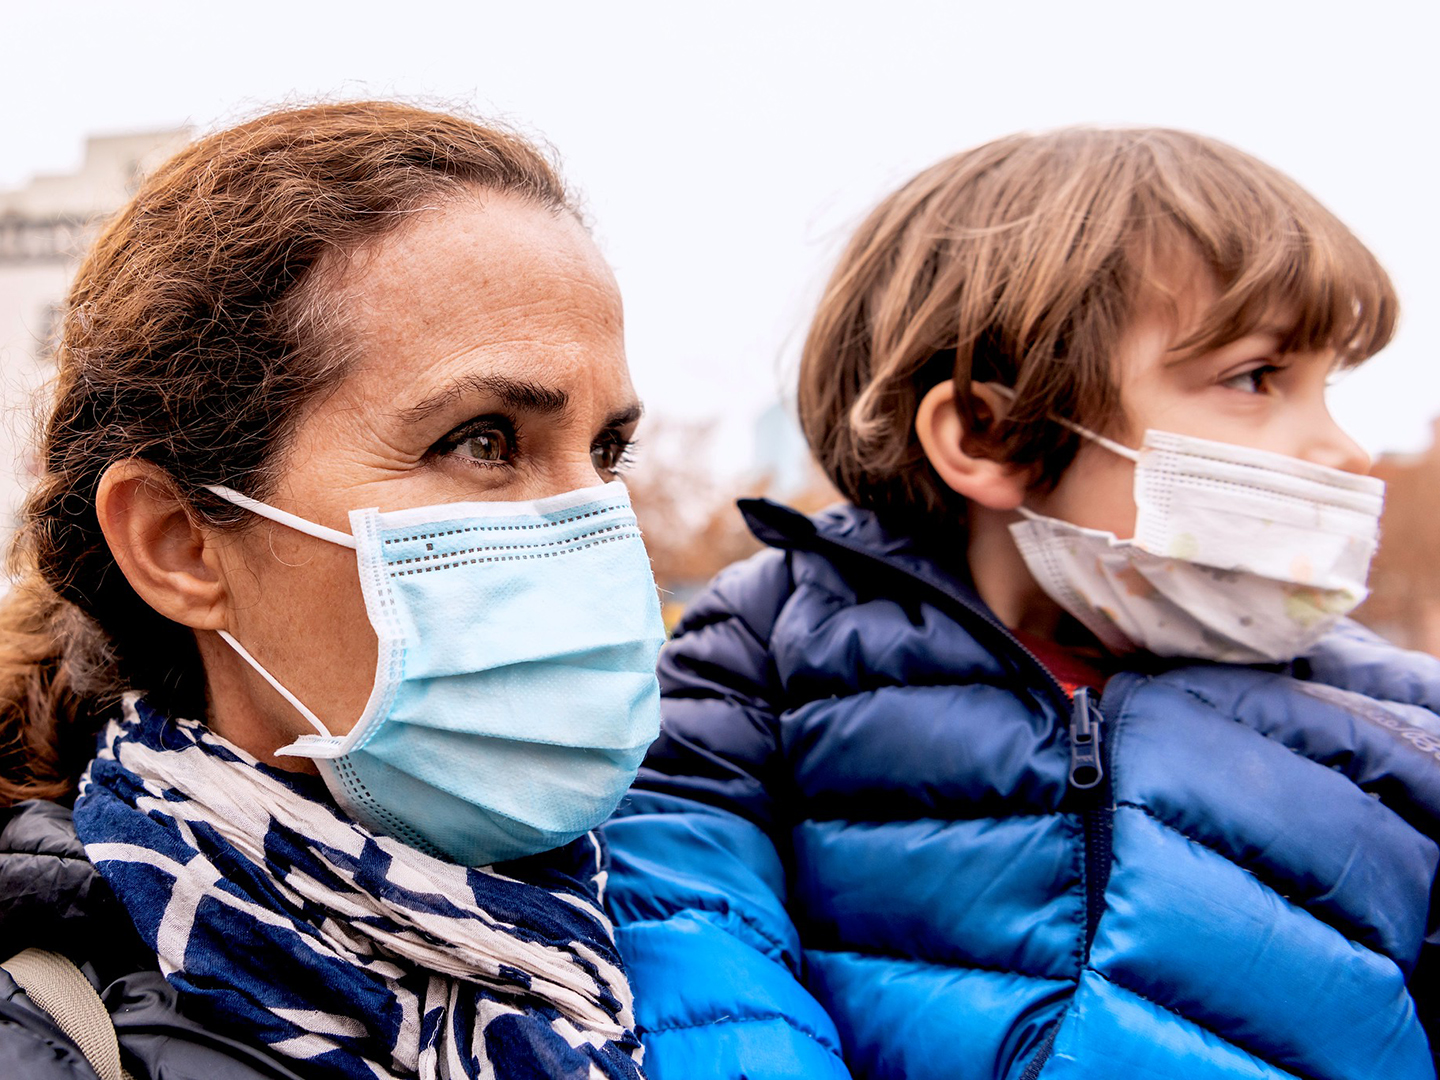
xmin=398 ymin=374 xmax=570 ymax=424
xmin=1163 ymin=324 xmax=1289 ymax=367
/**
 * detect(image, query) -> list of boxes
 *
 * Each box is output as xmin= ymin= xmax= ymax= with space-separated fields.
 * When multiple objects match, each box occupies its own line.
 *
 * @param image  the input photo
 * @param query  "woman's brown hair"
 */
xmin=798 ymin=127 xmax=1398 ymax=528
xmin=0 ymin=101 xmax=572 ymax=805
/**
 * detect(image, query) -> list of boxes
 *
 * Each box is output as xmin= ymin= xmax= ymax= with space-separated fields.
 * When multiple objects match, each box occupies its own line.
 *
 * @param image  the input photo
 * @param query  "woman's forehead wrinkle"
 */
xmin=351 ymin=206 xmax=620 ymax=345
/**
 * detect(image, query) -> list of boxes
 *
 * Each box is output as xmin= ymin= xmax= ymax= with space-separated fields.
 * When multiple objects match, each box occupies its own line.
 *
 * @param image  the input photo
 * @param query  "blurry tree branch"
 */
xmin=626 ymin=417 xmax=837 ymax=621
xmin=1354 ymin=420 xmax=1440 ymax=658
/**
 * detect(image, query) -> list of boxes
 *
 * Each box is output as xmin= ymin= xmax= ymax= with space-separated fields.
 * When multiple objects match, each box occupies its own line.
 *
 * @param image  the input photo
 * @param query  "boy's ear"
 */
xmin=95 ymin=460 xmax=230 ymax=631
xmin=915 ymin=381 xmax=1030 ymax=511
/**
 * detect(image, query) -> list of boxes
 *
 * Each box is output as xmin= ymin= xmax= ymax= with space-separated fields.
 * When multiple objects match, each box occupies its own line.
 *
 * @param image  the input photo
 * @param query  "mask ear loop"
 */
xmin=216 ymin=630 xmax=334 ymax=740
xmin=982 ymin=383 xmax=1142 ymax=464
xmin=202 ymin=485 xmax=352 ymax=742
xmin=204 ymin=486 xmax=357 ymax=549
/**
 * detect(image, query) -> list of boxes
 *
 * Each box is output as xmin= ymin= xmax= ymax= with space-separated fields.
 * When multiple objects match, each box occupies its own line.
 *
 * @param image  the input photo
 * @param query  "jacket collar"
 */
xmin=740 ymin=497 xmax=987 ymax=612
xmin=738 ymin=498 xmax=1086 ymax=707
xmin=0 ymin=799 xmax=146 ymax=971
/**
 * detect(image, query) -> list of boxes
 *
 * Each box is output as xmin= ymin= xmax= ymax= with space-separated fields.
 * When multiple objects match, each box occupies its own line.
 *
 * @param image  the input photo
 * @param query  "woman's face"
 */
xmin=202 ymin=191 xmax=641 ymax=766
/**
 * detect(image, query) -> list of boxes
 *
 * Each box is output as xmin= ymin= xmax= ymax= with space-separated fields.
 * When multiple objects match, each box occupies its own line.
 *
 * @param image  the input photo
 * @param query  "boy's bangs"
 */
xmin=1152 ymin=188 xmax=1398 ymax=368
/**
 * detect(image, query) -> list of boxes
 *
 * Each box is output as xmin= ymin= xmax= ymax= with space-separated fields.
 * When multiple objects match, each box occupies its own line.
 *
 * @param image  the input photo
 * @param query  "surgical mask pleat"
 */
xmin=388 ymin=666 xmax=661 ymax=748
xmin=387 ymin=527 xmax=661 ymax=679
xmin=349 ymin=726 xmax=643 ymax=832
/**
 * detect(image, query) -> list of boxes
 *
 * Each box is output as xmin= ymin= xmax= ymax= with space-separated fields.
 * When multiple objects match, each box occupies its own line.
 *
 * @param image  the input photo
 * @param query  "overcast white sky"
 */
xmin=5 ymin=0 xmax=1438 ymax=465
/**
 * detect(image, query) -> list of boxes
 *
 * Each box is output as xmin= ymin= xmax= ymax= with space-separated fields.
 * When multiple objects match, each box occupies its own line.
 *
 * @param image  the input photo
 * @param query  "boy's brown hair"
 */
xmin=798 ymin=127 xmax=1398 ymax=526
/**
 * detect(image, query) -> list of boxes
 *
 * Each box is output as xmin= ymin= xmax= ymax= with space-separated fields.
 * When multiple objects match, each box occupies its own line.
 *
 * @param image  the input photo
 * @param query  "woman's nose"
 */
xmin=554 ymin=450 xmax=616 ymax=495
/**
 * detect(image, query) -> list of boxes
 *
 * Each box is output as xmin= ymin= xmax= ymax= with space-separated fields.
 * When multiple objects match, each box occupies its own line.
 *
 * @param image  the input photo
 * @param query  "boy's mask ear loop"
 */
xmin=980 ymin=381 xmax=1017 ymax=419
xmin=980 ymin=383 xmax=1140 ymax=464
xmin=953 ymin=381 xmax=1024 ymax=452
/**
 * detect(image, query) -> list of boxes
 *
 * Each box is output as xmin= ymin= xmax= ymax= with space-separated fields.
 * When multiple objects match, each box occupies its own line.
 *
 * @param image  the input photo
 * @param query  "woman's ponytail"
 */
xmin=0 ymin=567 xmax=115 ymax=804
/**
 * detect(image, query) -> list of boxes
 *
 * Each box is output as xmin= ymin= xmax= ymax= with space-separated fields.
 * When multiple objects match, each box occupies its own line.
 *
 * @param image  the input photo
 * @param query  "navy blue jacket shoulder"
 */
xmin=603 ymin=499 xmax=1440 ymax=1080
xmin=0 ymin=799 xmax=307 ymax=1080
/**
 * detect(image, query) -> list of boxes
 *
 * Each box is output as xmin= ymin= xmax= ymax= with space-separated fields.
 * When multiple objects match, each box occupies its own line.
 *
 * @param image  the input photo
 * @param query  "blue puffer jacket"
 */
xmin=603 ymin=499 xmax=1440 ymax=1080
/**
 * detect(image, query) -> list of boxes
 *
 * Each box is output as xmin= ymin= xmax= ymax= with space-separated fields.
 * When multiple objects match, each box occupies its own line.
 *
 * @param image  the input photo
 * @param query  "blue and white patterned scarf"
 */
xmin=72 ymin=695 xmax=645 ymax=1080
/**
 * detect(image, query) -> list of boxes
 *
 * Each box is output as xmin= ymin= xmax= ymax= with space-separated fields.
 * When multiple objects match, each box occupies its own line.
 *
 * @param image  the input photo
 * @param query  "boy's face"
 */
xmin=1025 ymin=266 xmax=1371 ymax=540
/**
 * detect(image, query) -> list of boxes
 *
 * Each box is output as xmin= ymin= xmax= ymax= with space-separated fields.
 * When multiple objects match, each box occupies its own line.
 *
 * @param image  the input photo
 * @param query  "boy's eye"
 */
xmin=591 ymin=432 xmax=638 ymax=476
xmin=439 ymin=417 xmax=516 ymax=467
xmin=1219 ymin=365 xmax=1282 ymax=395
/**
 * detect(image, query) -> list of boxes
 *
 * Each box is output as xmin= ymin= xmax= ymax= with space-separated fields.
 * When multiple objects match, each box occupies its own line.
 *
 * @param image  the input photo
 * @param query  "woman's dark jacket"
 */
xmin=602 ymin=499 xmax=1440 ymax=1080
xmin=0 ymin=798 xmax=305 ymax=1079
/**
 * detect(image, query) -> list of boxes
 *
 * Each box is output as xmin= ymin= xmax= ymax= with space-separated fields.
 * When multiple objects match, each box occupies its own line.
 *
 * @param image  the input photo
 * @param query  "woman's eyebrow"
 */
xmin=399 ymin=374 xmax=570 ymax=424
xmin=604 ymin=402 xmax=644 ymax=429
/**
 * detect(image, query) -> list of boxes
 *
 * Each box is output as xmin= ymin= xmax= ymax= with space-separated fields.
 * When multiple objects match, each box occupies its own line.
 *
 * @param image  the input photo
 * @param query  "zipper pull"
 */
xmin=1068 ymin=687 xmax=1104 ymax=790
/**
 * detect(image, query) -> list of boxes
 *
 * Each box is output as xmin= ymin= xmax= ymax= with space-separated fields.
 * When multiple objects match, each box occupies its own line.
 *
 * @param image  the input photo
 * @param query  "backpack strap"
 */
xmin=1 ymin=948 xmax=135 ymax=1080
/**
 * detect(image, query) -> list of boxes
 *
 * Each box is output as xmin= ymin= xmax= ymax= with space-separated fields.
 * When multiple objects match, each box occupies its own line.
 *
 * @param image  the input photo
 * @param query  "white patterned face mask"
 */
xmin=1008 ymin=426 xmax=1385 ymax=663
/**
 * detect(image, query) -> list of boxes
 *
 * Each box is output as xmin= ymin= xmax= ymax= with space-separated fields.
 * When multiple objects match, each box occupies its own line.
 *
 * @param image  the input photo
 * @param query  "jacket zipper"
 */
xmin=1071 ymin=686 xmax=1113 ymax=955
xmin=752 ymin=512 xmax=1118 ymax=1080
xmin=1017 ymin=687 xmax=1115 ymax=1080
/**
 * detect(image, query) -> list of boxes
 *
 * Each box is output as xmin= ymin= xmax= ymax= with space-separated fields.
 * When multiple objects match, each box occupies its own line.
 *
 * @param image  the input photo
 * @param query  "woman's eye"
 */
xmin=441 ymin=418 xmax=516 ymax=467
xmin=591 ymin=434 xmax=637 ymax=476
xmin=1220 ymin=365 xmax=1281 ymax=395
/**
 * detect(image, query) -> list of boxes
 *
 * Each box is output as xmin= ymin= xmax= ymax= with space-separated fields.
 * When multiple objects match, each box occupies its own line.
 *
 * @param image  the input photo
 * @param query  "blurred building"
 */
xmin=0 ymin=129 xmax=190 ymax=547
xmin=753 ymin=401 xmax=816 ymax=501
xmin=1355 ymin=419 xmax=1440 ymax=657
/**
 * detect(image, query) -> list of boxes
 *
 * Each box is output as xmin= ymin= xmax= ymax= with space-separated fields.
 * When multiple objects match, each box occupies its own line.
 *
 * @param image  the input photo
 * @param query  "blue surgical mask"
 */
xmin=205 ymin=481 xmax=666 ymax=866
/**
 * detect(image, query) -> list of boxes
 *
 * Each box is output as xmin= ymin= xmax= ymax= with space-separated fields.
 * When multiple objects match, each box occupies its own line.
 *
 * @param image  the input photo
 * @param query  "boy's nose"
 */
xmin=1299 ymin=411 xmax=1371 ymax=475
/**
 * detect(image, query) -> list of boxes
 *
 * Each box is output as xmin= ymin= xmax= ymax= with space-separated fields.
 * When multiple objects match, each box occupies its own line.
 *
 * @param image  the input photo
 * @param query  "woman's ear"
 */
xmin=915 ymin=380 xmax=1030 ymax=511
xmin=95 ymin=460 xmax=228 ymax=630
